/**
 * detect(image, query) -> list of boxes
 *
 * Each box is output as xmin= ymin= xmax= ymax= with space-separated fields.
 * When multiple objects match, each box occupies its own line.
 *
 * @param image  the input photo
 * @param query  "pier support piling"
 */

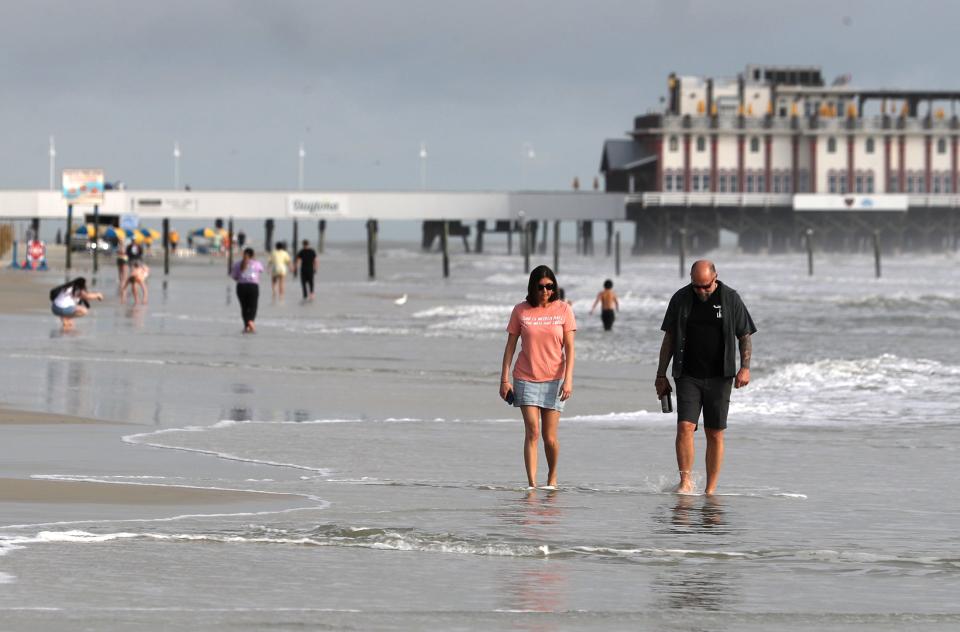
xmin=292 ymin=220 xmax=299 ymax=278
xmin=873 ymin=230 xmax=882 ymax=279
xmin=317 ymin=220 xmax=326 ymax=254
xmin=227 ymin=218 xmax=234 ymax=273
xmin=162 ymin=218 xmax=170 ymax=276
xmin=92 ymin=204 xmax=99 ymax=277
xmin=553 ymin=220 xmax=560 ymax=274
xmin=441 ymin=220 xmax=450 ymax=278
xmin=805 ymin=228 xmax=815 ymax=276
xmin=265 ymin=219 xmax=274 ymax=253
xmin=615 ymin=231 xmax=621 ymax=276
xmin=65 ymin=204 xmax=73 ymax=271
xmin=366 ymin=219 xmax=378 ymax=279
xmin=678 ymin=227 xmax=687 ymax=279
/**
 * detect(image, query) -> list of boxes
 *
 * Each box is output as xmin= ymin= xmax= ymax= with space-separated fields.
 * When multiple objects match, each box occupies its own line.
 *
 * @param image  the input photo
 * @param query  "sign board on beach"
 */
xmin=793 ymin=194 xmax=908 ymax=212
xmin=132 ymin=196 xmax=199 ymax=214
xmin=62 ymin=169 xmax=104 ymax=205
xmin=287 ymin=195 xmax=350 ymax=218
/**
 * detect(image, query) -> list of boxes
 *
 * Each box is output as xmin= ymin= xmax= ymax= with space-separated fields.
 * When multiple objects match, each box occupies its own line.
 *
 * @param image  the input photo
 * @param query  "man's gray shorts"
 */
xmin=675 ymin=376 xmax=733 ymax=430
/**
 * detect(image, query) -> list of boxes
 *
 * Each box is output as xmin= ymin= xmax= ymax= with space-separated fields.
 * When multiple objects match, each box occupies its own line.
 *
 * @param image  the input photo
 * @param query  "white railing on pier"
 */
xmin=632 ymin=192 xmax=960 ymax=210
xmin=633 ymin=193 xmax=793 ymax=208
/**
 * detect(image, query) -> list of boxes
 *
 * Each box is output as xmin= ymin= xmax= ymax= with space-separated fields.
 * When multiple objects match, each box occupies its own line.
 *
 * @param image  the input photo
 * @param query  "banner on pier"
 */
xmin=62 ymin=169 xmax=104 ymax=205
xmin=793 ymin=194 xmax=908 ymax=211
xmin=287 ymin=195 xmax=350 ymax=218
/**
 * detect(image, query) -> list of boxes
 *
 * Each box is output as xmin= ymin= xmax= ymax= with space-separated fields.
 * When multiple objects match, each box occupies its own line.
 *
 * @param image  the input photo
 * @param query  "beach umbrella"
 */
xmin=74 ymin=224 xmax=95 ymax=237
xmin=102 ymin=227 xmax=127 ymax=240
xmin=131 ymin=228 xmax=161 ymax=243
xmin=191 ymin=227 xmax=216 ymax=238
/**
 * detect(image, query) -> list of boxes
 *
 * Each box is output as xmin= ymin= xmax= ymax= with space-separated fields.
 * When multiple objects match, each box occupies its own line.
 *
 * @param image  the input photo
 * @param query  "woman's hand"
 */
xmin=500 ymin=381 xmax=513 ymax=401
xmin=560 ymin=380 xmax=573 ymax=401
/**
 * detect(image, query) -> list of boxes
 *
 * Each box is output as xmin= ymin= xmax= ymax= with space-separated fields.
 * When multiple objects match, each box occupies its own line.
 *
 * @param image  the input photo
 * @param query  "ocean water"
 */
xmin=0 ymin=245 xmax=958 ymax=630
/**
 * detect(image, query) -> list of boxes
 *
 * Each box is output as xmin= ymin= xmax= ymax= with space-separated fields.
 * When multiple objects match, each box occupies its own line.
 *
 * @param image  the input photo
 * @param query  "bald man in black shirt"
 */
xmin=655 ymin=260 xmax=757 ymax=495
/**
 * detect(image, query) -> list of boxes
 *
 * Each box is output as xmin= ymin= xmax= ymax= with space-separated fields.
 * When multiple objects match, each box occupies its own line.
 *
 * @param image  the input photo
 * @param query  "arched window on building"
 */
xmin=675 ymin=173 xmax=685 ymax=191
xmin=827 ymin=137 xmax=837 ymax=153
xmin=729 ymin=171 xmax=738 ymax=193
xmin=692 ymin=173 xmax=701 ymax=192
xmin=750 ymin=137 xmax=760 ymax=153
xmin=696 ymin=136 xmax=706 ymax=152
xmin=933 ymin=172 xmax=942 ymax=194
xmin=783 ymin=171 xmax=792 ymax=193
xmin=865 ymin=137 xmax=875 ymax=154
xmin=773 ymin=173 xmax=782 ymax=193
xmin=745 ymin=173 xmax=755 ymax=193
xmin=866 ymin=171 xmax=874 ymax=193
xmin=669 ymin=136 xmax=679 ymax=152
xmin=855 ymin=171 xmax=864 ymax=193
xmin=889 ymin=172 xmax=899 ymax=193
xmin=944 ymin=172 xmax=953 ymax=194
xmin=718 ymin=170 xmax=728 ymax=193
xmin=937 ymin=138 xmax=947 ymax=154
xmin=702 ymin=171 xmax=711 ymax=192
xmin=664 ymin=171 xmax=674 ymax=192
xmin=828 ymin=170 xmax=838 ymax=194
xmin=798 ymin=170 xmax=809 ymax=193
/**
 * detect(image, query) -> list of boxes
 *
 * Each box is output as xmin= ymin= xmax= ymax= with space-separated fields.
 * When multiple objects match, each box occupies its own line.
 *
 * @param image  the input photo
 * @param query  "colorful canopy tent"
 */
xmin=74 ymin=224 xmax=95 ymax=237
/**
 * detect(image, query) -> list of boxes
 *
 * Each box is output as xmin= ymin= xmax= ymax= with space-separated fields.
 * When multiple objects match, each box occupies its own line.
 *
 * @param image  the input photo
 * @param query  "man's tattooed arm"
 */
xmin=738 ymin=334 xmax=752 ymax=369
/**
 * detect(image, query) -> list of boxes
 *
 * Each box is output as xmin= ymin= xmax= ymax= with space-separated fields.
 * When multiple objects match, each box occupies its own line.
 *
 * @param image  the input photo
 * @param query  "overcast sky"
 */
xmin=2 ymin=0 xmax=958 ymax=193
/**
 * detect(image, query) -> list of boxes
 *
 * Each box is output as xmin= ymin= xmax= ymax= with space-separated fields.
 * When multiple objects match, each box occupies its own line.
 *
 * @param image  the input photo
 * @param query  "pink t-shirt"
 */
xmin=506 ymin=300 xmax=576 ymax=382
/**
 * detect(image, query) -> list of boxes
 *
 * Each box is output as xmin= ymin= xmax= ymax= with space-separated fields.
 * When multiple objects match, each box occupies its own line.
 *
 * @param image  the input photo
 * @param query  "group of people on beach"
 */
xmin=48 ymin=243 xmax=756 ymax=495
xmin=500 ymin=260 xmax=755 ymax=495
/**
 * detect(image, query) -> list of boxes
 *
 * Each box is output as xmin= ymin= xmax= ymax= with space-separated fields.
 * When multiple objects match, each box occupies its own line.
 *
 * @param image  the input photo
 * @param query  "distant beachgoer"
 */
xmin=295 ymin=239 xmax=318 ymax=300
xmin=121 ymin=261 xmax=150 ymax=305
xmin=125 ymin=240 xmax=143 ymax=263
xmin=237 ymin=231 xmax=247 ymax=249
xmin=590 ymin=279 xmax=620 ymax=331
xmin=50 ymin=277 xmax=103 ymax=330
xmin=655 ymin=259 xmax=757 ymax=495
xmin=500 ymin=265 xmax=576 ymax=489
xmin=169 ymin=229 xmax=179 ymax=252
xmin=116 ymin=245 xmax=129 ymax=287
xmin=557 ymin=287 xmax=572 ymax=305
xmin=230 ymin=247 xmax=264 ymax=333
xmin=268 ymin=242 xmax=291 ymax=301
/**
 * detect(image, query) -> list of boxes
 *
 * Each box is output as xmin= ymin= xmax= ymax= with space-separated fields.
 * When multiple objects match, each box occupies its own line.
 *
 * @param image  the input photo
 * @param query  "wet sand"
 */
xmin=0 ymin=406 xmax=125 ymax=425
xmin=0 ymin=477 xmax=301 ymax=506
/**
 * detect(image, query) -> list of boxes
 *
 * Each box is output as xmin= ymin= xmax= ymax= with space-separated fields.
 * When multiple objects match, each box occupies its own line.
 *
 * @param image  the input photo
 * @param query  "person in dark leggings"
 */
xmin=229 ymin=247 xmax=264 ymax=333
xmin=295 ymin=239 xmax=318 ymax=300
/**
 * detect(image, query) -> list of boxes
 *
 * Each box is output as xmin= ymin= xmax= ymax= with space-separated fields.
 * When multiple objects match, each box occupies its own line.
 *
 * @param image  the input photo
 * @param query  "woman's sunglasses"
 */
xmin=537 ymin=283 xmax=556 ymax=291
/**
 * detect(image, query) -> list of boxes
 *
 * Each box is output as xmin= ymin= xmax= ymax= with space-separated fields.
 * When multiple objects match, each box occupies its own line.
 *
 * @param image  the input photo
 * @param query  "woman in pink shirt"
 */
xmin=500 ymin=265 xmax=576 ymax=489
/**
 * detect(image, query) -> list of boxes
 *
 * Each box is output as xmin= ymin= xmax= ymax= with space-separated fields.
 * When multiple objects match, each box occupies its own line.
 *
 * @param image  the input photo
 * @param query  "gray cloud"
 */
xmin=1 ymin=0 xmax=958 ymax=191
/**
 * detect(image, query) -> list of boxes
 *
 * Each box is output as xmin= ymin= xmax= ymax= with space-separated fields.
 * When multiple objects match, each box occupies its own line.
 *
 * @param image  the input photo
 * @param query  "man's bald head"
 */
xmin=690 ymin=260 xmax=717 ymax=300
xmin=690 ymin=260 xmax=716 ymax=277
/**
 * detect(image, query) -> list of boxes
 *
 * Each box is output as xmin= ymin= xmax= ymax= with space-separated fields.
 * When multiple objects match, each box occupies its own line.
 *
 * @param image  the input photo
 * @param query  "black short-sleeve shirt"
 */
xmin=683 ymin=287 xmax=724 ymax=378
xmin=297 ymin=248 xmax=317 ymax=274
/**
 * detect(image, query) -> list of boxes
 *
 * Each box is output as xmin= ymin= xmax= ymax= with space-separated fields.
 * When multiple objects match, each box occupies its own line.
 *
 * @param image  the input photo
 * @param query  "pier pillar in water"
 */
xmin=553 ymin=221 xmax=560 ymax=274
xmin=292 ymin=220 xmax=299 ymax=278
xmin=441 ymin=220 xmax=450 ymax=278
xmin=475 ymin=220 xmax=485 ymax=254
xmin=678 ymin=227 xmax=687 ymax=279
xmin=615 ymin=231 xmax=621 ymax=276
xmin=606 ymin=220 xmax=613 ymax=256
xmin=265 ymin=219 xmax=274 ymax=253
xmin=162 ymin=218 xmax=170 ymax=276
xmin=366 ymin=219 xmax=378 ymax=279
xmin=92 ymin=204 xmax=100 ymax=277
xmin=227 ymin=218 xmax=234 ymax=273
xmin=65 ymin=204 xmax=73 ymax=271
xmin=317 ymin=220 xmax=326 ymax=254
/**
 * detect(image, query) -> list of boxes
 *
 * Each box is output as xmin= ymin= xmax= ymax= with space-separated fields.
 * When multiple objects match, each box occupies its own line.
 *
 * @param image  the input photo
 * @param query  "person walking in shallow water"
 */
xmin=230 ymin=247 xmax=264 ymax=333
xmin=655 ymin=260 xmax=756 ymax=495
xmin=500 ymin=265 xmax=576 ymax=489
xmin=590 ymin=279 xmax=619 ymax=331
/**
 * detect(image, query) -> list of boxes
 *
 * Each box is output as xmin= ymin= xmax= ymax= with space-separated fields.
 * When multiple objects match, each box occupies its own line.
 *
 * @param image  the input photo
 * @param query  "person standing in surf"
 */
xmin=500 ymin=265 xmax=576 ymax=489
xmin=655 ymin=260 xmax=756 ymax=495
xmin=230 ymin=247 xmax=264 ymax=334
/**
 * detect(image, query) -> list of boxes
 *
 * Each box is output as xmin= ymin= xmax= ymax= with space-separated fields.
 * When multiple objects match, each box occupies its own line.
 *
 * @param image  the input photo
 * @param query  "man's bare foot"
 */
xmin=676 ymin=472 xmax=695 ymax=494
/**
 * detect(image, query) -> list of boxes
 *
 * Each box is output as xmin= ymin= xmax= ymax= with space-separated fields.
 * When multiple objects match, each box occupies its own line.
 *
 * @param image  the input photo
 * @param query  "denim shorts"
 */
xmin=513 ymin=378 xmax=565 ymax=411
xmin=51 ymin=303 xmax=76 ymax=317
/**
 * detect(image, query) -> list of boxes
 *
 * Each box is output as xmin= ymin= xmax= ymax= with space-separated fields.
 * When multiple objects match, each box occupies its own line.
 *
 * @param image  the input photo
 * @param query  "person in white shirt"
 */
xmin=50 ymin=277 xmax=103 ymax=330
